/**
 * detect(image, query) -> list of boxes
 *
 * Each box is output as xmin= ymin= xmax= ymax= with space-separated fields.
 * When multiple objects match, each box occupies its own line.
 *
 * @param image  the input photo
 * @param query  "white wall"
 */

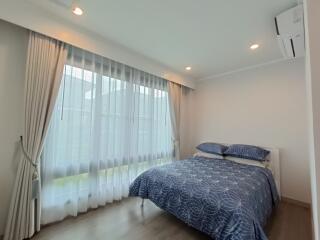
xmin=193 ymin=58 xmax=311 ymax=203
xmin=304 ymin=0 xmax=320 ymax=238
xmin=0 ymin=20 xmax=28 ymax=235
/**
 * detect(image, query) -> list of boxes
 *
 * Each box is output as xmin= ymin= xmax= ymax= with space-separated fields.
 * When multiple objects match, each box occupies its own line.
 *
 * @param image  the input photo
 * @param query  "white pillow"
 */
xmin=193 ymin=151 xmax=224 ymax=159
xmin=225 ymin=156 xmax=269 ymax=168
xmin=193 ymin=151 xmax=270 ymax=170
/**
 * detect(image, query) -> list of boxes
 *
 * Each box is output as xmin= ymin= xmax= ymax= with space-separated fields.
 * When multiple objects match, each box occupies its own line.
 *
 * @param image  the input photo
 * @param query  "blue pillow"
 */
xmin=196 ymin=142 xmax=228 ymax=156
xmin=224 ymin=144 xmax=270 ymax=161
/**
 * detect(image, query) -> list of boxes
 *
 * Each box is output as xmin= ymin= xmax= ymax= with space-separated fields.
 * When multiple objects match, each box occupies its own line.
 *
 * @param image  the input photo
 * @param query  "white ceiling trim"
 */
xmin=0 ymin=1 xmax=196 ymax=89
xmin=197 ymin=57 xmax=300 ymax=82
xmin=26 ymin=0 xmax=297 ymax=80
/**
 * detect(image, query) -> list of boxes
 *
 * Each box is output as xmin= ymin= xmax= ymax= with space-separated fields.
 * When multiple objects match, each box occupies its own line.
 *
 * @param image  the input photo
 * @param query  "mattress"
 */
xmin=129 ymin=157 xmax=279 ymax=240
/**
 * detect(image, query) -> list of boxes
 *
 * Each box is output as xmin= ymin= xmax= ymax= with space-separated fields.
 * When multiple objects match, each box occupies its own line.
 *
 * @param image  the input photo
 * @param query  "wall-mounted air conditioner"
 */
xmin=275 ymin=5 xmax=305 ymax=59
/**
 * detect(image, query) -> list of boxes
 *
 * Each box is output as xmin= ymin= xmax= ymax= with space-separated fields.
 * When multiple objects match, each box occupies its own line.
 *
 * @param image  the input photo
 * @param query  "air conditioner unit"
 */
xmin=275 ymin=5 xmax=305 ymax=59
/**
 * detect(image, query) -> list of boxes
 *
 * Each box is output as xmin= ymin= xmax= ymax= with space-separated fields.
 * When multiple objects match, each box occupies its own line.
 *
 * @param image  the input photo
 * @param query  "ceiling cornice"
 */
xmin=0 ymin=1 xmax=196 ymax=89
xmin=196 ymin=58 xmax=301 ymax=82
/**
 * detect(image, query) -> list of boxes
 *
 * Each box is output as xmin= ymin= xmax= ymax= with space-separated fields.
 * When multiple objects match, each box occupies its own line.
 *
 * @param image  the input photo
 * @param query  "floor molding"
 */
xmin=282 ymin=196 xmax=311 ymax=209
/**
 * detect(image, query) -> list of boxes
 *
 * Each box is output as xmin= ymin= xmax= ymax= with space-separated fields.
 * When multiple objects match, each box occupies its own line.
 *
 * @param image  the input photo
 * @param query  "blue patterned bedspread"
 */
xmin=129 ymin=157 xmax=279 ymax=240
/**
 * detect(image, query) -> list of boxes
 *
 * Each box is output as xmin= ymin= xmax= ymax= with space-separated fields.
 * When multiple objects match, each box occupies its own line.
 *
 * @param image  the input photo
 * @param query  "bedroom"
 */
xmin=0 ymin=0 xmax=319 ymax=239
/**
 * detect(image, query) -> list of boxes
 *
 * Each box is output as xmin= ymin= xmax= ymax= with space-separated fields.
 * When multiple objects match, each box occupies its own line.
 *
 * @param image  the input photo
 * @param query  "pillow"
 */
xmin=193 ymin=151 xmax=224 ymax=159
xmin=196 ymin=142 xmax=228 ymax=156
xmin=224 ymin=144 xmax=270 ymax=161
xmin=225 ymin=156 xmax=269 ymax=168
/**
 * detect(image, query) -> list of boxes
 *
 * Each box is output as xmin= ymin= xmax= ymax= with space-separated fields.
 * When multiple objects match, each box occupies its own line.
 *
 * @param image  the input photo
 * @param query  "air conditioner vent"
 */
xmin=50 ymin=0 xmax=73 ymax=8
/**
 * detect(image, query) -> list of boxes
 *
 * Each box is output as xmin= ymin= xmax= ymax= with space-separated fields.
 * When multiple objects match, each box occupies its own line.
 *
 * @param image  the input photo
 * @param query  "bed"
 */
xmin=129 ymin=147 xmax=280 ymax=240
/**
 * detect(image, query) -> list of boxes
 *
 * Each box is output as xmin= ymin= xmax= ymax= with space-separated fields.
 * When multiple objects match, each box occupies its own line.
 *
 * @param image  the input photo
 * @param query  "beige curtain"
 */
xmin=168 ymin=81 xmax=182 ymax=160
xmin=4 ymin=31 xmax=67 ymax=240
xmin=179 ymin=87 xmax=195 ymax=159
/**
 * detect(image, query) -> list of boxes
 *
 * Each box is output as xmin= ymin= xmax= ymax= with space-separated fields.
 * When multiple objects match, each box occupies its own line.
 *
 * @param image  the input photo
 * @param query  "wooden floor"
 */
xmin=31 ymin=198 xmax=312 ymax=240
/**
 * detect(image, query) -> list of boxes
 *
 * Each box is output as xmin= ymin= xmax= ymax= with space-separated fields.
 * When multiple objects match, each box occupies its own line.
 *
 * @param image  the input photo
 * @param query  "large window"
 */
xmin=41 ymin=51 xmax=173 ymax=224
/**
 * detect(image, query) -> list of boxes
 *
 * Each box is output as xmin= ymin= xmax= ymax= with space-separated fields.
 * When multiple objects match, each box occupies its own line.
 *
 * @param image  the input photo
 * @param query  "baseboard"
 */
xmin=281 ymin=196 xmax=311 ymax=209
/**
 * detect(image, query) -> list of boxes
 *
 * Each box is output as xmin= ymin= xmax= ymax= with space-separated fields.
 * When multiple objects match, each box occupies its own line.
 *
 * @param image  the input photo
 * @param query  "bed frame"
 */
xmin=265 ymin=147 xmax=281 ymax=198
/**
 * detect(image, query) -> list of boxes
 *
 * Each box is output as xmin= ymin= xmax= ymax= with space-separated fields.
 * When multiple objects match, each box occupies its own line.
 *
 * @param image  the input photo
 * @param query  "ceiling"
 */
xmin=29 ymin=0 xmax=298 ymax=80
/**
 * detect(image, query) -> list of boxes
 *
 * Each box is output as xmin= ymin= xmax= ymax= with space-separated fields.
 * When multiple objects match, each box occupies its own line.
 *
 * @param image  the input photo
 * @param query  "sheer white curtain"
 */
xmin=41 ymin=46 xmax=173 ymax=224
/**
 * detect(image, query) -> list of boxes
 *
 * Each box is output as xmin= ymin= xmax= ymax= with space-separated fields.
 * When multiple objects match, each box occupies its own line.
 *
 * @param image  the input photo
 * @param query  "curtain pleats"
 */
xmin=4 ymin=31 xmax=67 ymax=240
xmin=41 ymin=46 xmax=174 ymax=224
xmin=168 ymin=81 xmax=182 ymax=160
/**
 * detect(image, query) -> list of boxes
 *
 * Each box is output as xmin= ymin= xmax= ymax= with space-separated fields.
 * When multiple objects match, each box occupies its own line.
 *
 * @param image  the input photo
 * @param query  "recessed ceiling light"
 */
xmin=185 ymin=66 xmax=192 ymax=71
xmin=250 ymin=44 xmax=259 ymax=50
xmin=72 ymin=6 xmax=83 ymax=16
